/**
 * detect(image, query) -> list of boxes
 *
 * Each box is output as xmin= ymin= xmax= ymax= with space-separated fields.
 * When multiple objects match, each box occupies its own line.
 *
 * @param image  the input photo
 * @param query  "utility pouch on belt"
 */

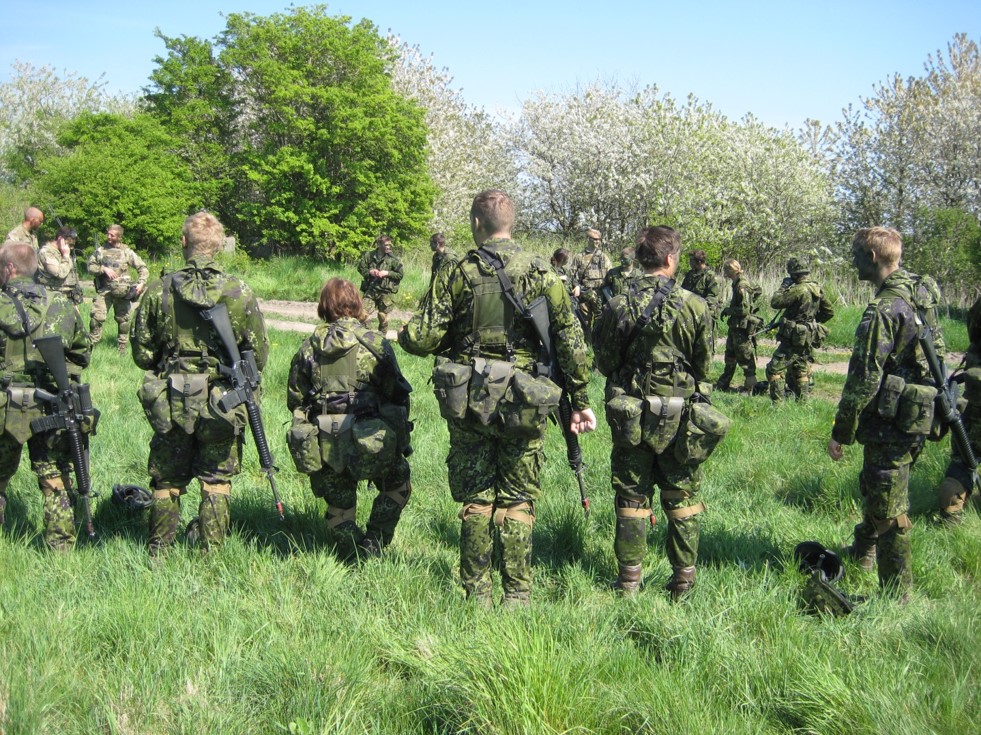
xmin=791 ymin=321 xmax=812 ymax=348
xmin=317 ymin=413 xmax=355 ymax=473
xmin=641 ymin=396 xmax=686 ymax=454
xmin=4 ymin=386 xmax=37 ymax=444
xmin=287 ymin=409 xmax=322 ymax=474
xmin=468 ymin=357 xmax=514 ymax=426
xmin=499 ymin=370 xmax=561 ymax=437
xmin=348 ymin=415 xmax=401 ymax=478
xmin=674 ymin=401 xmax=732 ymax=465
xmin=605 ymin=394 xmax=644 ymax=447
xmin=168 ymin=373 xmax=210 ymax=435
xmin=432 ymin=360 xmax=472 ymax=420
xmin=897 ymin=383 xmax=937 ymax=436
xmin=877 ymin=374 xmax=905 ymax=419
xmin=138 ymin=373 xmax=171 ymax=433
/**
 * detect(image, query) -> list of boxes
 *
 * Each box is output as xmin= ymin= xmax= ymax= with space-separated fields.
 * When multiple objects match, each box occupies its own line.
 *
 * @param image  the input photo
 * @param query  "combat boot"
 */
xmin=199 ymin=482 xmax=231 ymax=552
xmin=840 ymin=542 xmax=876 ymax=572
xmin=613 ymin=563 xmax=642 ymax=596
xmin=148 ymin=490 xmax=182 ymax=557
xmin=665 ymin=566 xmax=696 ymax=601
xmin=936 ymin=477 xmax=967 ymax=527
xmin=742 ymin=374 xmax=758 ymax=395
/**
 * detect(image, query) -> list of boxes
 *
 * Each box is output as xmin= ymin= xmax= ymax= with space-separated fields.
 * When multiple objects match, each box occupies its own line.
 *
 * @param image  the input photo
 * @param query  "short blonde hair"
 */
xmin=853 ymin=227 xmax=902 ymax=268
xmin=723 ymin=259 xmax=742 ymax=276
xmin=0 ymin=242 xmax=38 ymax=277
xmin=182 ymin=211 xmax=225 ymax=257
xmin=470 ymin=189 xmax=514 ymax=234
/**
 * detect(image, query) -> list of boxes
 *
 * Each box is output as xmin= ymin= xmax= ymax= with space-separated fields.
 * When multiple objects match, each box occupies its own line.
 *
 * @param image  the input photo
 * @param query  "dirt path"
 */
xmin=259 ymin=299 xmax=965 ymax=374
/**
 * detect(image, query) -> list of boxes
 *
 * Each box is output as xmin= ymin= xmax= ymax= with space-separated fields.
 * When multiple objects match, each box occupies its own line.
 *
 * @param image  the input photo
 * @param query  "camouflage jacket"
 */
xmin=770 ymin=275 xmax=834 ymax=325
xmin=420 ymin=248 xmax=460 ymax=307
xmin=681 ymin=268 xmax=723 ymax=319
xmin=832 ymin=269 xmax=944 ymax=445
xmin=400 ymin=237 xmax=592 ymax=411
xmin=594 ymin=274 xmax=712 ymax=400
xmin=357 ymin=249 xmax=404 ymax=298
xmin=132 ymin=256 xmax=268 ymax=380
xmin=0 ymin=276 xmax=89 ymax=387
xmin=571 ymin=246 xmax=612 ymax=291
xmin=603 ymin=264 xmax=638 ymax=300
xmin=723 ymin=275 xmax=759 ymax=329
xmin=36 ymin=242 xmax=80 ymax=291
xmin=4 ymin=224 xmax=38 ymax=251
xmin=287 ymin=317 xmax=408 ymax=415
xmin=87 ymin=244 xmax=150 ymax=295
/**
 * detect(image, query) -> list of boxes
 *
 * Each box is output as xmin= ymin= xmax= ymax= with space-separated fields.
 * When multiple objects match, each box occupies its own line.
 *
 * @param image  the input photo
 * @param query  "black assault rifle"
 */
xmin=201 ymin=303 xmax=285 ymax=521
xmin=31 ymin=336 xmax=98 ymax=538
xmin=527 ymin=297 xmax=590 ymax=518
xmin=919 ymin=321 xmax=978 ymax=489
xmin=750 ymin=310 xmax=783 ymax=339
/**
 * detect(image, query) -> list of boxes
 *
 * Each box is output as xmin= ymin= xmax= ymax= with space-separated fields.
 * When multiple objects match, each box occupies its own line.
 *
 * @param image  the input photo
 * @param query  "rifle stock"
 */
xmin=31 ymin=335 xmax=96 ymax=538
xmin=202 ymin=303 xmax=284 ymax=520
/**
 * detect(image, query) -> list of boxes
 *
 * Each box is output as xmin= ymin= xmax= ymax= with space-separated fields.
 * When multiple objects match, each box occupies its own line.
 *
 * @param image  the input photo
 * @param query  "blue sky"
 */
xmin=2 ymin=1 xmax=978 ymax=129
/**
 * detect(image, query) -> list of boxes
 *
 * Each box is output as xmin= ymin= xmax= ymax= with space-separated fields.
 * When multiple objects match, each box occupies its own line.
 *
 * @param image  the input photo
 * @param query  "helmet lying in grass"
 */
xmin=110 ymin=484 xmax=152 ymax=511
xmin=793 ymin=541 xmax=858 ymax=617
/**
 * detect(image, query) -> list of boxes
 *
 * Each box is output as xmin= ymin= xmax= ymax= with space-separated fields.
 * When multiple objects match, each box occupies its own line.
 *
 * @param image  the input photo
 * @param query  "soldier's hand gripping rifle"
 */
xmin=527 ymin=297 xmax=590 ymax=518
xmin=750 ymin=310 xmax=783 ymax=339
xmin=31 ymin=335 xmax=98 ymax=538
xmin=919 ymin=321 xmax=978 ymax=488
xmin=201 ymin=303 xmax=285 ymax=521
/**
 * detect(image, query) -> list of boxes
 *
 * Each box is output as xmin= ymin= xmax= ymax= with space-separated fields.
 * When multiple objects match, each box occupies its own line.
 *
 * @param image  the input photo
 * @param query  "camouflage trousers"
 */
xmin=0 ymin=430 xmax=77 ymax=550
xmin=717 ymin=328 xmax=757 ymax=388
xmin=90 ymin=291 xmax=135 ymax=345
xmin=366 ymin=295 xmax=395 ymax=331
xmin=446 ymin=417 xmax=544 ymax=604
xmin=309 ymin=457 xmax=411 ymax=556
xmin=610 ymin=442 xmax=703 ymax=572
xmin=578 ymin=289 xmax=604 ymax=340
xmin=765 ymin=342 xmax=814 ymax=401
xmin=852 ymin=438 xmax=924 ymax=592
xmin=147 ymin=418 xmax=243 ymax=489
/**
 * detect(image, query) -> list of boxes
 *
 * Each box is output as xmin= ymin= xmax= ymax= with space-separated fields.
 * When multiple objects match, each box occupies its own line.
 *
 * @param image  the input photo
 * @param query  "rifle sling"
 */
xmin=623 ymin=278 xmax=675 ymax=356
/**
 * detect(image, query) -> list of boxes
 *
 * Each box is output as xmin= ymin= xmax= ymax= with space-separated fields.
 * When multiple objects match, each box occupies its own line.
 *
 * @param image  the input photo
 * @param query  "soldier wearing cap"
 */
xmin=570 ymin=228 xmax=612 ymax=338
xmin=5 ymin=207 xmax=44 ymax=251
xmin=36 ymin=227 xmax=83 ymax=305
xmin=765 ymin=256 xmax=835 ymax=402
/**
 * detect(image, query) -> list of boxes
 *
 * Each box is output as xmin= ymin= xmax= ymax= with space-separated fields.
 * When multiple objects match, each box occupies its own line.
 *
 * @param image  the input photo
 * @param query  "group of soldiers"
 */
xmin=1 ymin=198 xmax=977 ymax=609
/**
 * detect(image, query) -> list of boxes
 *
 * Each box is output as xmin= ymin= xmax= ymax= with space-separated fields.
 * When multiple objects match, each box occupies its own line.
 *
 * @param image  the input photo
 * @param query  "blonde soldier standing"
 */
xmin=87 ymin=224 xmax=149 ymax=352
xmin=570 ymin=228 xmax=613 ymax=337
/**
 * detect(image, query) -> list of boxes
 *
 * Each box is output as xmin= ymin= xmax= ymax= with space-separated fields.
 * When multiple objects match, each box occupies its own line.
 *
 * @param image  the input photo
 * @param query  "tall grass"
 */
xmin=1 ymin=314 xmax=979 ymax=733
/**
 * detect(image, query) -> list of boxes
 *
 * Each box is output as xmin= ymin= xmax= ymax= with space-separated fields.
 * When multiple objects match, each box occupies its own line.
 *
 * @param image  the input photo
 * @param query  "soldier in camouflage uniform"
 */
xmin=400 ymin=190 xmax=596 ymax=605
xmin=935 ymin=295 xmax=981 ymax=524
xmin=593 ymin=226 xmax=717 ymax=599
xmin=4 ymin=207 xmax=44 ymax=251
xmin=602 ymin=246 xmax=638 ymax=300
xmin=417 ymin=233 xmax=460 ymax=314
xmin=132 ymin=212 xmax=269 ymax=555
xmin=716 ymin=259 xmax=761 ymax=393
xmin=0 ymin=242 xmax=91 ymax=550
xmin=87 ymin=224 xmax=149 ymax=353
xmin=765 ymin=256 xmax=835 ymax=402
xmin=36 ymin=227 xmax=83 ymax=305
xmin=287 ymin=278 xmax=412 ymax=558
xmin=828 ymin=227 xmax=944 ymax=597
xmin=357 ymin=235 xmax=403 ymax=331
xmin=681 ymin=249 xmax=722 ymax=343
xmin=570 ymin=228 xmax=613 ymax=338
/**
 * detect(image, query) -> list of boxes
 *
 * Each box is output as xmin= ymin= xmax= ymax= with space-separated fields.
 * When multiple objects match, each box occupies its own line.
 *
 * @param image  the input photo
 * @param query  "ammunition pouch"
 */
xmin=168 ymin=373 xmax=210 ymax=435
xmin=812 ymin=323 xmax=830 ymax=348
xmin=468 ymin=357 xmax=514 ymax=426
xmin=138 ymin=373 xmax=172 ymax=433
xmin=674 ymin=401 xmax=732 ymax=465
xmin=779 ymin=319 xmax=818 ymax=349
xmin=876 ymin=374 xmax=905 ymax=419
xmin=499 ymin=370 xmax=561 ymax=437
xmin=432 ymin=360 xmax=472 ymax=420
xmin=745 ymin=314 xmax=764 ymax=332
xmin=641 ymin=395 xmax=686 ymax=454
xmin=287 ymin=410 xmax=322 ymax=474
xmin=314 ymin=407 xmax=406 ymax=480
xmin=605 ymin=394 xmax=644 ymax=447
xmin=107 ymin=279 xmax=134 ymax=298
xmin=4 ymin=386 xmax=40 ymax=444
xmin=877 ymin=375 xmax=937 ymax=436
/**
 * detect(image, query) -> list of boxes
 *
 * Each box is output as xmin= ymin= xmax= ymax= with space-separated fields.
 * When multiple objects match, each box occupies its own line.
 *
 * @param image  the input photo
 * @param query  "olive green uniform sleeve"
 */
xmin=286 ymin=338 xmax=315 ymax=413
xmin=832 ymin=304 xmax=891 ymax=445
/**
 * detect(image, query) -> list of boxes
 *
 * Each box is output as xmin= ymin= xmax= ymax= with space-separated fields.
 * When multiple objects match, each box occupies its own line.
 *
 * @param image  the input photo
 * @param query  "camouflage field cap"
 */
xmin=111 ymin=483 xmax=152 ymax=511
xmin=786 ymin=256 xmax=810 ymax=276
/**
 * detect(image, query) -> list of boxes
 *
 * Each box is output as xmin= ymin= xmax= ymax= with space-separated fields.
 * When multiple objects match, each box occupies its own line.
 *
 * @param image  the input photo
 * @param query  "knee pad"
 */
xmin=326 ymin=505 xmax=357 ymax=529
xmin=615 ymin=493 xmax=654 ymax=526
xmin=379 ymin=481 xmax=411 ymax=509
xmin=201 ymin=481 xmax=231 ymax=497
xmin=938 ymin=477 xmax=968 ymax=513
xmin=661 ymin=489 xmax=705 ymax=521
xmin=870 ymin=512 xmax=911 ymax=536
xmin=493 ymin=501 xmax=535 ymax=527
xmin=458 ymin=502 xmax=493 ymax=522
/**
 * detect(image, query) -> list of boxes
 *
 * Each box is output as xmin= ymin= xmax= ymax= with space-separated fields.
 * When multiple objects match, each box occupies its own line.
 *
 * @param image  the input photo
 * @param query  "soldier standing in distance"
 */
xmin=132 ymin=212 xmax=269 ymax=556
xmin=4 ymin=207 xmax=44 ymax=251
xmin=716 ymin=259 xmax=760 ymax=393
xmin=287 ymin=278 xmax=412 ymax=558
xmin=87 ymin=224 xmax=149 ymax=353
xmin=417 ymin=233 xmax=459 ymax=313
xmin=681 ymin=249 xmax=722 ymax=346
xmin=593 ymin=226 xmax=717 ymax=599
xmin=357 ymin=234 xmax=403 ymax=331
xmin=828 ymin=226 xmax=944 ymax=599
xmin=570 ymin=228 xmax=612 ymax=338
xmin=0 ymin=242 xmax=91 ymax=549
xmin=400 ymin=189 xmax=596 ymax=606
xmin=36 ymin=227 xmax=83 ymax=305
xmin=765 ymin=256 xmax=835 ymax=402
xmin=935 ymin=295 xmax=981 ymax=525
xmin=603 ymin=245 xmax=639 ymax=300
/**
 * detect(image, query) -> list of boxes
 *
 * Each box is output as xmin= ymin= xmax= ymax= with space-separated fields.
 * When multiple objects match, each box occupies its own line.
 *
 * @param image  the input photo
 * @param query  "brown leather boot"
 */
xmin=666 ymin=566 xmax=696 ymax=600
xmin=840 ymin=542 xmax=876 ymax=572
xmin=614 ymin=564 xmax=642 ymax=595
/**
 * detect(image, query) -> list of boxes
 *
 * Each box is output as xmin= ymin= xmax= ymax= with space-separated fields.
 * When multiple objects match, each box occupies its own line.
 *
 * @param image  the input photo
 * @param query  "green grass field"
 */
xmin=1 ymin=307 xmax=979 ymax=733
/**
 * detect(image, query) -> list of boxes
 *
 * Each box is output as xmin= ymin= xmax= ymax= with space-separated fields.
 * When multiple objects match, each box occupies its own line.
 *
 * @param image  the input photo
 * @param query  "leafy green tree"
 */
xmin=145 ymin=6 xmax=436 ymax=259
xmin=33 ymin=112 xmax=201 ymax=254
